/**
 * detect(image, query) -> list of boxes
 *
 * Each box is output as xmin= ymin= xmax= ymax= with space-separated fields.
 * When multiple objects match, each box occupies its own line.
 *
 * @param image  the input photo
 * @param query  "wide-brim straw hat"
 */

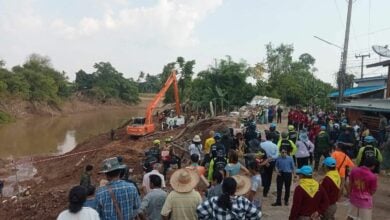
xmin=170 ymin=168 xmax=200 ymax=193
xmin=232 ymin=175 xmax=251 ymax=196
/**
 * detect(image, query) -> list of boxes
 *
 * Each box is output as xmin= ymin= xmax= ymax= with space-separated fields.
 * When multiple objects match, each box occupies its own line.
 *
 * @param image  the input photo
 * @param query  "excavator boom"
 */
xmin=127 ymin=70 xmax=182 ymax=136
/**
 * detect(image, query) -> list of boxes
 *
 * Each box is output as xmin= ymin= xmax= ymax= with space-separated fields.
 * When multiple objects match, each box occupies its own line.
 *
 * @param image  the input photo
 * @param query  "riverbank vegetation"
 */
xmin=0 ymin=43 xmax=334 ymax=123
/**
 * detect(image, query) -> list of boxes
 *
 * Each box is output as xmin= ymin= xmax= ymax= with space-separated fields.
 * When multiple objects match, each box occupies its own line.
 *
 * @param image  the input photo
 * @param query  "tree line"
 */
xmin=0 ymin=43 xmax=335 ymax=121
xmin=138 ymin=43 xmax=335 ymax=113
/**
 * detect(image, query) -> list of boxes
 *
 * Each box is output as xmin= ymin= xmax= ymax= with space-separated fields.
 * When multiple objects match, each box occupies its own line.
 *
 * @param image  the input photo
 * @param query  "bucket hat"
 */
xmin=100 ymin=157 xmax=127 ymax=173
xmin=193 ymin=135 xmax=201 ymax=142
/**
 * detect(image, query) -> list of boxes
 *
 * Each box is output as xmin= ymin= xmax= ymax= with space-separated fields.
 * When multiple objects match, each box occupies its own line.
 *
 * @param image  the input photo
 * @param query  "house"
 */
xmin=329 ymin=75 xmax=387 ymax=100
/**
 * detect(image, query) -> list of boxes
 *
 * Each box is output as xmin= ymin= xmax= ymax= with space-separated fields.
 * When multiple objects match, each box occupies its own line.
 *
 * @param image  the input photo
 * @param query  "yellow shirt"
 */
xmin=204 ymin=137 xmax=215 ymax=154
xmin=161 ymin=190 xmax=202 ymax=220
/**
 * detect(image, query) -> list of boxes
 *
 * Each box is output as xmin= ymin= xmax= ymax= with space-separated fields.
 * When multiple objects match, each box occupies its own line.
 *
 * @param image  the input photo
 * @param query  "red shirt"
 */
xmin=321 ymin=176 xmax=340 ymax=205
xmin=289 ymin=184 xmax=330 ymax=220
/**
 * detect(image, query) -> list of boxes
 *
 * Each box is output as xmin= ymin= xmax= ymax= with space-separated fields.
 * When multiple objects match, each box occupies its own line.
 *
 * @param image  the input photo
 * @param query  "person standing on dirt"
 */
xmin=347 ymin=157 xmax=378 ymax=220
xmin=189 ymin=135 xmax=203 ymax=162
xmin=0 ymin=179 xmax=3 ymax=198
xmin=314 ymin=126 xmax=331 ymax=171
xmin=289 ymin=166 xmax=329 ymax=220
xmin=142 ymin=163 xmax=165 ymax=194
xmin=277 ymin=131 xmax=297 ymax=156
xmin=138 ymin=174 xmax=167 ymax=220
xmin=110 ymin=129 xmax=115 ymax=141
xmin=277 ymin=106 xmax=283 ymax=124
xmin=208 ymin=133 xmax=228 ymax=182
xmin=203 ymin=130 xmax=215 ymax=167
xmin=321 ymin=157 xmax=341 ymax=220
xmin=260 ymin=131 xmax=279 ymax=197
xmin=356 ymin=136 xmax=383 ymax=174
xmin=57 ymin=185 xmax=100 ymax=220
xmin=95 ymin=157 xmax=141 ymax=220
xmin=80 ymin=165 xmax=94 ymax=189
xmin=272 ymin=148 xmax=295 ymax=206
xmin=161 ymin=168 xmax=202 ymax=220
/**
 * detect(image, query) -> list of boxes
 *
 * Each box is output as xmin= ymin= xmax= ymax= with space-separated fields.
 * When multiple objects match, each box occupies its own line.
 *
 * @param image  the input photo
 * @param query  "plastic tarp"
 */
xmin=248 ymin=96 xmax=280 ymax=106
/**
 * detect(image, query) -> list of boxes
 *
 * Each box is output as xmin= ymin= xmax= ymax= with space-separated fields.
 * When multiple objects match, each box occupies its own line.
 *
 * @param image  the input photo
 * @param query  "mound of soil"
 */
xmin=0 ymin=117 xmax=234 ymax=219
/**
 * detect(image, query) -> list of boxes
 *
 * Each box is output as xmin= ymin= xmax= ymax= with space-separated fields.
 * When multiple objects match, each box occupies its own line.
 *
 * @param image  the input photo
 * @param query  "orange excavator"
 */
xmin=127 ymin=70 xmax=182 ymax=136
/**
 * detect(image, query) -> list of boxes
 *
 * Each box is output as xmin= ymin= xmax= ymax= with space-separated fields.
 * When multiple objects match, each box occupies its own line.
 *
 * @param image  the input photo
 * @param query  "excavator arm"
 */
xmin=144 ymin=70 xmax=181 ymax=125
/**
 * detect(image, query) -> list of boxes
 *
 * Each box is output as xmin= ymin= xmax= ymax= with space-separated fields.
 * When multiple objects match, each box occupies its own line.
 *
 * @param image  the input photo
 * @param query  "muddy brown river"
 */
xmin=0 ymin=107 xmax=143 ymax=159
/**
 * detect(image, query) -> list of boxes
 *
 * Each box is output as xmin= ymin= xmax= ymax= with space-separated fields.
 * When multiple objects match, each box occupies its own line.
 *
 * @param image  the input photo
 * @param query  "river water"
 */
xmin=0 ymin=108 xmax=142 ymax=159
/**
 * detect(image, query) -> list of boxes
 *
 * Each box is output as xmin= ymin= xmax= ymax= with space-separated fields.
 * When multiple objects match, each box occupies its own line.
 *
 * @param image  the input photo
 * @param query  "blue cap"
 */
xmin=364 ymin=135 xmax=376 ymax=143
xmin=296 ymin=165 xmax=313 ymax=176
xmin=214 ymin=132 xmax=222 ymax=139
xmin=320 ymin=126 xmax=326 ymax=131
xmin=323 ymin=157 xmax=336 ymax=167
xmin=270 ymin=123 xmax=276 ymax=128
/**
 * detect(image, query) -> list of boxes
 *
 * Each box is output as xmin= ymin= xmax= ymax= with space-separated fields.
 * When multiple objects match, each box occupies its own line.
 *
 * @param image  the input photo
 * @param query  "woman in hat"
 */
xmin=295 ymin=131 xmax=315 ymax=168
xmin=197 ymin=176 xmax=262 ymax=220
xmin=188 ymin=135 xmax=203 ymax=162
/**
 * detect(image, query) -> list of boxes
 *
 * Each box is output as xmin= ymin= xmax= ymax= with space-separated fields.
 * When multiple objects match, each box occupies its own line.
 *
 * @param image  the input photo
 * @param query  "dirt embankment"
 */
xmin=0 ymin=117 xmax=237 ymax=220
xmin=0 ymin=94 xmax=155 ymax=121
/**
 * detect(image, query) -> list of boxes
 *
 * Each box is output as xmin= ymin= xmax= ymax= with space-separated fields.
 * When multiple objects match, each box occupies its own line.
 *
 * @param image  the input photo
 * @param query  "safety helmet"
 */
xmin=165 ymin=137 xmax=172 ymax=143
xmin=281 ymin=131 xmax=289 ymax=139
xmin=288 ymin=125 xmax=294 ymax=131
xmin=214 ymin=132 xmax=222 ymax=139
xmin=153 ymin=139 xmax=160 ymax=145
xmin=364 ymin=136 xmax=376 ymax=144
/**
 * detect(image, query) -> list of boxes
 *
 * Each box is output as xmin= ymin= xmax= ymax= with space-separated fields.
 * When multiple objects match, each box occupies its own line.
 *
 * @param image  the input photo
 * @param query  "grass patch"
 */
xmin=0 ymin=111 xmax=14 ymax=124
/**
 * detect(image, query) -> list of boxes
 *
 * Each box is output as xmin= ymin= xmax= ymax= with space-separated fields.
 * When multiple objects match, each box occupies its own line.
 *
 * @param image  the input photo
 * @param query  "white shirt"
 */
xmin=188 ymin=143 xmax=203 ymax=159
xmin=142 ymin=170 xmax=166 ymax=194
xmin=57 ymin=207 xmax=99 ymax=220
xmin=295 ymin=140 xmax=314 ymax=158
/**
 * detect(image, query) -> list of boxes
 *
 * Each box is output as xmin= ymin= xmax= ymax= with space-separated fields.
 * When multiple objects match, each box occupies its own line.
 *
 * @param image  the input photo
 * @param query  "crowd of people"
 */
xmin=56 ymin=107 xmax=390 ymax=220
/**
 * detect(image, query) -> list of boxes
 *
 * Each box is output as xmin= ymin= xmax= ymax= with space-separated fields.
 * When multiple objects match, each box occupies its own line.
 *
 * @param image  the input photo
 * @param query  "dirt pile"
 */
xmin=0 ymin=117 xmax=235 ymax=220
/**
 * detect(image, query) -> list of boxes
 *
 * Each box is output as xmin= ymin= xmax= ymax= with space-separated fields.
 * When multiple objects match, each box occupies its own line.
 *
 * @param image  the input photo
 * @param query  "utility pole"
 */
xmin=355 ymin=53 xmax=370 ymax=78
xmin=338 ymin=0 xmax=354 ymax=103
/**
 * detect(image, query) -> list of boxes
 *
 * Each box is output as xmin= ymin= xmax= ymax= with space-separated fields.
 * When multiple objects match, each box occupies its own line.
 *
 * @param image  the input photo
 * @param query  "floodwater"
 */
xmin=0 ymin=108 xmax=143 ymax=158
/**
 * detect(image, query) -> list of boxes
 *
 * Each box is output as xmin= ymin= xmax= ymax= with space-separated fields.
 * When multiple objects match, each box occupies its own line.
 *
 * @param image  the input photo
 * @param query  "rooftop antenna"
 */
xmin=372 ymin=45 xmax=390 ymax=59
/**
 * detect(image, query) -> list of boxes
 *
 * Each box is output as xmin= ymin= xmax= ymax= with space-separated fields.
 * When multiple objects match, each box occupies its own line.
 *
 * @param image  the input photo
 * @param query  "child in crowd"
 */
xmin=247 ymin=161 xmax=262 ymax=210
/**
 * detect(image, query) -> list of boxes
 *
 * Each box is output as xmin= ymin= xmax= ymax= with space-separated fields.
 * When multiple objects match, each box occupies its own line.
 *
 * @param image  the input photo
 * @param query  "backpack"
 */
xmin=360 ymin=146 xmax=377 ymax=166
xmin=211 ymin=142 xmax=226 ymax=159
xmin=213 ymin=156 xmax=227 ymax=173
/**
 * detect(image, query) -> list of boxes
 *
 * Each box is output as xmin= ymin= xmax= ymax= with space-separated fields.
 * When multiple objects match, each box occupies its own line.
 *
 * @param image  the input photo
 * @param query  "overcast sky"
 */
xmin=1 ymin=0 xmax=389 ymax=85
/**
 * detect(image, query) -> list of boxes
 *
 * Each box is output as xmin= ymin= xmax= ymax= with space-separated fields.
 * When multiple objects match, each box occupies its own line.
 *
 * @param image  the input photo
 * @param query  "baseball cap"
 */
xmin=296 ymin=165 xmax=313 ymax=176
xmin=323 ymin=157 xmax=336 ymax=167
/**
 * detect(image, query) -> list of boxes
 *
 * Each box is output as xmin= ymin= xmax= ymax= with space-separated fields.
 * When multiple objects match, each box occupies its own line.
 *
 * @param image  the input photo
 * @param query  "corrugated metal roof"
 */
xmin=329 ymin=85 xmax=385 ymax=98
xmin=337 ymin=99 xmax=390 ymax=112
xmin=354 ymin=75 xmax=388 ymax=83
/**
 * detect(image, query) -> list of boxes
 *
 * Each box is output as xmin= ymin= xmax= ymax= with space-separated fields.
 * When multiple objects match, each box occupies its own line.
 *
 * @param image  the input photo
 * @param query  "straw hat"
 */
xmin=170 ymin=168 xmax=200 ymax=193
xmin=232 ymin=175 xmax=251 ymax=196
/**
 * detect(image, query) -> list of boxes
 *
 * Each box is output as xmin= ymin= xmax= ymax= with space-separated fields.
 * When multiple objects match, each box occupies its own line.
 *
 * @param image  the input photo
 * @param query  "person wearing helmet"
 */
xmin=288 ymin=125 xmax=298 ymax=144
xmin=277 ymin=131 xmax=297 ymax=156
xmin=329 ymin=123 xmax=341 ymax=145
xmin=313 ymin=126 xmax=332 ymax=171
xmin=356 ymin=136 xmax=382 ymax=173
xmin=266 ymin=123 xmax=280 ymax=145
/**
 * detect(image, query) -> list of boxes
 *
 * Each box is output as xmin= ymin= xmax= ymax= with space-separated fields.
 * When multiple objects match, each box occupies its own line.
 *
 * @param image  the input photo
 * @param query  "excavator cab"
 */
xmin=132 ymin=117 xmax=146 ymax=125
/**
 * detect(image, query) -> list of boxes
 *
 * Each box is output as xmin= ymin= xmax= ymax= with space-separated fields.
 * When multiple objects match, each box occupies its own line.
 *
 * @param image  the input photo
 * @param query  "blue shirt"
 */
xmin=260 ymin=141 xmax=279 ymax=160
xmin=275 ymin=156 xmax=295 ymax=173
xmin=84 ymin=198 xmax=97 ymax=210
xmin=95 ymin=180 xmax=141 ymax=220
xmin=225 ymin=163 xmax=242 ymax=176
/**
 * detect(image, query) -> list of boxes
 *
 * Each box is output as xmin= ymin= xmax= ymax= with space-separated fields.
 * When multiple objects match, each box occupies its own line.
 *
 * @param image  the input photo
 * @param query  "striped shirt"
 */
xmin=197 ymin=195 xmax=262 ymax=220
xmin=95 ymin=180 xmax=141 ymax=220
